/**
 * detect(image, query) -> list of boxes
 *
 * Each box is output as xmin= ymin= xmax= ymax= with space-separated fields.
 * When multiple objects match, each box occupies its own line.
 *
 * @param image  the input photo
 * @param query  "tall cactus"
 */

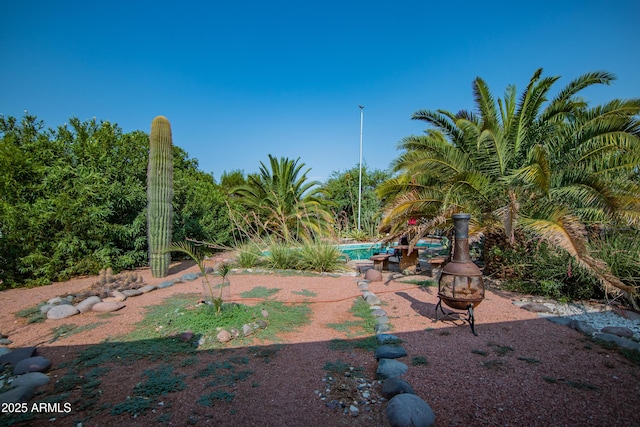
xmin=147 ymin=116 xmax=174 ymax=277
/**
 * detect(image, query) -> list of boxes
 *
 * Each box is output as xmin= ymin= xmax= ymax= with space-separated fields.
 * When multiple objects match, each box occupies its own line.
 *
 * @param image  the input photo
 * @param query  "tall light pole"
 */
xmin=358 ymin=105 xmax=364 ymax=231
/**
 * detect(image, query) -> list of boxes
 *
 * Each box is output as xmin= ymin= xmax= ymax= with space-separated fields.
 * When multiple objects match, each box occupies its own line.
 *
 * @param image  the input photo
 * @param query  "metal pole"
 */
xmin=358 ymin=105 xmax=364 ymax=231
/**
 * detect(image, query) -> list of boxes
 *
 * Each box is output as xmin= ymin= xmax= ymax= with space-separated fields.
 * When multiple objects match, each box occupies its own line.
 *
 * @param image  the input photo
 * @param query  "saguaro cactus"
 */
xmin=147 ymin=115 xmax=174 ymax=277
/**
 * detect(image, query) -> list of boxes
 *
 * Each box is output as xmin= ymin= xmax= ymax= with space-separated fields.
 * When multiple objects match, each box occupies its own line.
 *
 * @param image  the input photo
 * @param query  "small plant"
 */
xmin=167 ymin=241 xmax=230 ymax=314
xmin=236 ymin=241 xmax=264 ymax=268
xmin=49 ymin=322 xmax=105 ymax=343
xmin=326 ymin=298 xmax=376 ymax=338
xmin=517 ymin=356 xmax=542 ymax=364
xmin=240 ymin=286 xmax=281 ymax=299
xmin=480 ymin=359 xmax=506 ymax=370
xmin=411 ymin=356 xmax=428 ymax=366
xmin=488 ymin=341 xmax=514 ymax=356
xmin=213 ymin=263 xmax=231 ymax=314
xmin=197 ymin=390 xmax=235 ymax=406
xmin=292 ymin=288 xmax=317 ymax=297
xmin=15 ymin=304 xmax=46 ymax=323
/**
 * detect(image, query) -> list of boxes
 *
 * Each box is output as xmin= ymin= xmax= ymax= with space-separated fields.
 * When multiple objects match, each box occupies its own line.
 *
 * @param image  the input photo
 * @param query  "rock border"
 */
xmin=356 ymin=278 xmax=436 ymax=427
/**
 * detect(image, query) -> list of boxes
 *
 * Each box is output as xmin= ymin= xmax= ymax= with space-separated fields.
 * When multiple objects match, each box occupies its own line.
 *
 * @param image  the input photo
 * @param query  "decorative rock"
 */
xmin=230 ymin=328 xmax=240 ymax=339
xmin=261 ymin=309 xmax=269 ymax=318
xmin=520 ymin=303 xmax=552 ymax=313
xmin=122 ymin=289 xmax=143 ymax=297
xmin=376 ymin=316 xmax=390 ymax=324
xmin=91 ymin=301 xmax=125 ymax=313
xmin=364 ymin=269 xmax=383 ymax=282
xmin=601 ymin=326 xmax=634 ymax=338
xmin=377 ymin=334 xmax=400 ymax=344
xmin=217 ymin=330 xmax=232 ymax=343
xmin=0 ymin=385 xmax=34 ymax=404
xmin=545 ymin=316 xmax=573 ymax=327
xmin=242 ymin=324 xmax=254 ymax=336
xmin=570 ymin=320 xmax=597 ymax=335
xmin=75 ymin=296 xmax=102 ymax=313
xmin=0 ymin=347 xmax=36 ymax=367
xmin=0 ymin=339 xmax=12 ymax=346
xmin=374 ymin=323 xmax=391 ymax=334
xmin=365 ymin=294 xmax=382 ymax=305
xmin=256 ymin=319 xmax=267 ymax=329
xmin=616 ymin=309 xmax=640 ymax=321
xmin=0 ymin=347 xmax=11 ymax=356
xmin=381 ymin=377 xmax=416 ymax=399
xmin=139 ymin=285 xmax=157 ymax=293
xmin=14 ymin=356 xmax=51 ymax=374
xmin=46 ymin=304 xmax=80 ymax=320
xmin=112 ymin=290 xmax=128 ymax=301
xmin=376 ymin=358 xmax=408 ymax=380
xmin=47 ymin=297 xmax=63 ymax=305
xmin=594 ymin=333 xmax=640 ymax=351
xmin=372 ymin=308 xmax=387 ymax=317
xmin=39 ymin=304 xmax=54 ymax=314
xmin=179 ymin=331 xmax=193 ymax=342
xmin=357 ymin=283 xmax=369 ymax=291
xmin=11 ymin=372 xmax=51 ymax=388
xmin=157 ymin=280 xmax=175 ymax=289
xmin=375 ymin=345 xmax=408 ymax=360
xmin=181 ymin=273 xmax=200 ymax=281
xmin=349 ymin=405 xmax=359 ymax=416
xmin=386 ymin=393 xmax=436 ymax=427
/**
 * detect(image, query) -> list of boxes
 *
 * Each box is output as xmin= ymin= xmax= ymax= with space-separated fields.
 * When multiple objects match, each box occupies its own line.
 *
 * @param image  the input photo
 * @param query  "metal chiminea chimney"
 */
xmin=436 ymin=213 xmax=485 ymax=335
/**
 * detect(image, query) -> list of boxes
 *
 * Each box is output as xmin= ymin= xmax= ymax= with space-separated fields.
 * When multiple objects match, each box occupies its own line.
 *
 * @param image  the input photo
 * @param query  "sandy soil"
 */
xmin=1 ymin=260 xmax=639 ymax=427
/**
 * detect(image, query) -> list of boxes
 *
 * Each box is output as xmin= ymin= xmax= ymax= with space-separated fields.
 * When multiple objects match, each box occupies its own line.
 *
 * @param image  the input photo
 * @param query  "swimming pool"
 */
xmin=338 ymin=240 xmax=442 ymax=260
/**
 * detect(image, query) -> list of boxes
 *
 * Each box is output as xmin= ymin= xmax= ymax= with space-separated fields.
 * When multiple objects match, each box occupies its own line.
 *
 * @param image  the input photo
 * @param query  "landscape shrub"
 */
xmin=298 ymin=239 xmax=344 ymax=272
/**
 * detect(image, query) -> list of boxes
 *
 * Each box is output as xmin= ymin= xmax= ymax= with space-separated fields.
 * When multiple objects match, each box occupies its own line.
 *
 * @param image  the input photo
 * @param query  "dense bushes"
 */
xmin=483 ymin=228 xmax=639 ymax=301
xmin=0 ymin=115 xmax=234 ymax=288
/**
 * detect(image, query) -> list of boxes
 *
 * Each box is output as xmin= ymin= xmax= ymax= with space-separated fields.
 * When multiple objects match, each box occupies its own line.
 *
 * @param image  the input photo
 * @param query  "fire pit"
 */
xmin=435 ymin=213 xmax=484 ymax=335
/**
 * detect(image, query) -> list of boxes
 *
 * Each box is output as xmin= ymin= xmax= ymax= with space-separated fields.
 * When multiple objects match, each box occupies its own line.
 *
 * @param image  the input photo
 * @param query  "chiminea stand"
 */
xmin=434 ymin=213 xmax=484 ymax=336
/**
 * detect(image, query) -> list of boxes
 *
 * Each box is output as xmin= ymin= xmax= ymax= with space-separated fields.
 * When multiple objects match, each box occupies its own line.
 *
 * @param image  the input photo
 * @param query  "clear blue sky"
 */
xmin=2 ymin=1 xmax=639 ymax=182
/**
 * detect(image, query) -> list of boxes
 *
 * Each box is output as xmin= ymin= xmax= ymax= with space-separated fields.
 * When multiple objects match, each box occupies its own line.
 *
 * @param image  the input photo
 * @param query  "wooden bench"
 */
xmin=370 ymin=253 xmax=393 ymax=271
xmin=428 ymin=256 xmax=447 ymax=268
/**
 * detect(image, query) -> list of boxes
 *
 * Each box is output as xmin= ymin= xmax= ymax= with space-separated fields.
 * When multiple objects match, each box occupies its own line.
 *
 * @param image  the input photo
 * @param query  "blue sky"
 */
xmin=2 ymin=1 xmax=639 ymax=182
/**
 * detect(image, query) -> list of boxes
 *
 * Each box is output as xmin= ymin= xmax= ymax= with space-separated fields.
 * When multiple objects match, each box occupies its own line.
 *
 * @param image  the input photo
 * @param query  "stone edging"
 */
xmin=356 ymin=278 xmax=436 ymax=427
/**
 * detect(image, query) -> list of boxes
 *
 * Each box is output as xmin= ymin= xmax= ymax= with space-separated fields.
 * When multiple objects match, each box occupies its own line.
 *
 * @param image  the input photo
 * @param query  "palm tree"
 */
xmin=231 ymin=155 xmax=334 ymax=241
xmin=378 ymin=69 xmax=640 ymax=302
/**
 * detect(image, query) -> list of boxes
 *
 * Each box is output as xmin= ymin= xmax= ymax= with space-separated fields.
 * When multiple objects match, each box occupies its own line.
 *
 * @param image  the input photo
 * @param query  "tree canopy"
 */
xmin=378 ymin=69 xmax=640 ymax=299
xmin=0 ymin=115 xmax=234 ymax=288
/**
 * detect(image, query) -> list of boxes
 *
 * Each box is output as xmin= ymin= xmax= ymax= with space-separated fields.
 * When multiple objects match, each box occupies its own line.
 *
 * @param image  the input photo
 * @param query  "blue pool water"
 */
xmin=338 ymin=240 xmax=441 ymax=260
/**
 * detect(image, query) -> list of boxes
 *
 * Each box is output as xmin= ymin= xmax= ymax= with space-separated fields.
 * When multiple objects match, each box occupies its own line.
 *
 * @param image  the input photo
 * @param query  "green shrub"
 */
xmin=265 ymin=242 xmax=300 ymax=270
xmin=236 ymin=242 xmax=265 ymax=268
xmin=298 ymin=240 xmax=344 ymax=272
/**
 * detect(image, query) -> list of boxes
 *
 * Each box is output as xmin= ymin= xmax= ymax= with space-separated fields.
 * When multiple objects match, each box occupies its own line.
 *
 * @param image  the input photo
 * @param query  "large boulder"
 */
xmin=386 ymin=393 xmax=435 ymax=427
xmin=92 ymin=301 xmax=125 ymax=313
xmin=14 ymin=356 xmax=51 ymax=375
xmin=46 ymin=304 xmax=80 ymax=320
xmin=364 ymin=268 xmax=383 ymax=282
xmin=75 ymin=296 xmax=102 ymax=313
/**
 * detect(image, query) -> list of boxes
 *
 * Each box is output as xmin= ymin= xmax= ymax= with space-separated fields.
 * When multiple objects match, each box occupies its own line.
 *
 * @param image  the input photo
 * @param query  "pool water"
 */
xmin=338 ymin=241 xmax=441 ymax=261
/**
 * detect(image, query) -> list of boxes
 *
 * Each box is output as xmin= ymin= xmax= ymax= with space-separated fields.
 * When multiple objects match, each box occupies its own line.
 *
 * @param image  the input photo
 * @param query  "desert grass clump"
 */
xmin=265 ymin=241 xmax=300 ymax=270
xmin=236 ymin=241 xmax=265 ymax=268
xmin=298 ymin=239 xmax=344 ymax=272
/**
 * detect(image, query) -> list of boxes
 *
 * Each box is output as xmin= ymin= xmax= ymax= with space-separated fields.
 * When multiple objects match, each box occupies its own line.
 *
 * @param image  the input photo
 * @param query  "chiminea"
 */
xmin=436 ymin=213 xmax=484 ymax=335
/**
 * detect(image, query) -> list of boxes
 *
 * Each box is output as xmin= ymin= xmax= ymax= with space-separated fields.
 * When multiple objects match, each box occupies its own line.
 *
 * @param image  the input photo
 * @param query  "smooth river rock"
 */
xmin=46 ymin=304 xmax=80 ymax=320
